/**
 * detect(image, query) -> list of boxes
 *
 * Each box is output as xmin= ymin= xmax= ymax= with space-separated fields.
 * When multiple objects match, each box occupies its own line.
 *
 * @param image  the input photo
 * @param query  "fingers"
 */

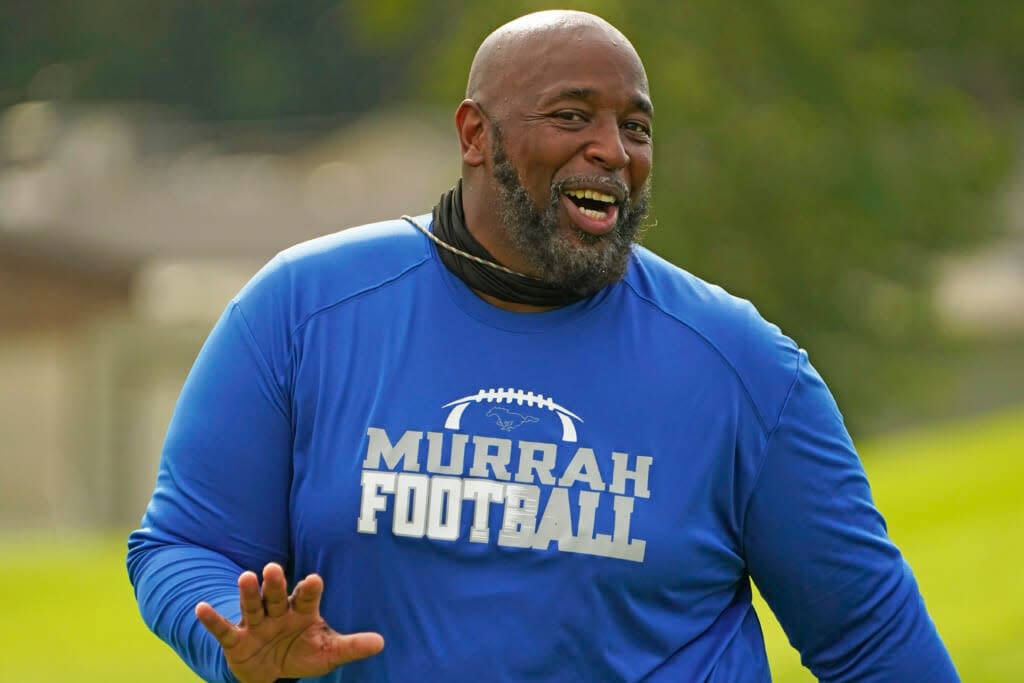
xmin=237 ymin=570 xmax=265 ymax=627
xmin=195 ymin=602 xmax=239 ymax=649
xmin=327 ymin=632 xmax=386 ymax=667
xmin=290 ymin=573 xmax=324 ymax=616
xmin=261 ymin=563 xmax=289 ymax=619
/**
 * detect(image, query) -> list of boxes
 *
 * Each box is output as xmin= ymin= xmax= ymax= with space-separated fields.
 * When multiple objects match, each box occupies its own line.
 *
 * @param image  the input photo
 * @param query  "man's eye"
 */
xmin=624 ymin=121 xmax=652 ymax=137
xmin=554 ymin=111 xmax=585 ymax=122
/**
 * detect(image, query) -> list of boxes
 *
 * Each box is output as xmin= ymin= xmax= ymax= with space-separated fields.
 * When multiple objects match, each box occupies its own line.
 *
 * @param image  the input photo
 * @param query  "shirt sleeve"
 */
xmin=126 ymin=300 xmax=294 ymax=683
xmin=742 ymin=351 xmax=959 ymax=682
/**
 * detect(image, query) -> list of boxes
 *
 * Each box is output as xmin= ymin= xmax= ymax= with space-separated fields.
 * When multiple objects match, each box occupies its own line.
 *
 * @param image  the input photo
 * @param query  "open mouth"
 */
xmin=560 ymin=187 xmax=621 ymax=238
xmin=563 ymin=188 xmax=618 ymax=220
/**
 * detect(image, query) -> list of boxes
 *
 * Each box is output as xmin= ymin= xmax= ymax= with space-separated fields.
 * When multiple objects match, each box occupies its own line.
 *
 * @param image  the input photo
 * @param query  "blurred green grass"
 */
xmin=0 ymin=533 xmax=196 ymax=683
xmin=2 ymin=407 xmax=1021 ymax=682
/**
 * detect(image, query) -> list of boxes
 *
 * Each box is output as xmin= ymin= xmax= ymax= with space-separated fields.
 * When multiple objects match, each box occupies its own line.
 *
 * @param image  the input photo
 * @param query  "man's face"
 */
xmin=481 ymin=26 xmax=654 ymax=294
xmin=490 ymin=122 xmax=650 ymax=296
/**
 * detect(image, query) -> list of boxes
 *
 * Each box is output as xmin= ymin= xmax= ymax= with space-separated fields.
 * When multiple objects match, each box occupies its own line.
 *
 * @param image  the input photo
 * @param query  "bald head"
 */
xmin=466 ymin=11 xmax=648 ymax=114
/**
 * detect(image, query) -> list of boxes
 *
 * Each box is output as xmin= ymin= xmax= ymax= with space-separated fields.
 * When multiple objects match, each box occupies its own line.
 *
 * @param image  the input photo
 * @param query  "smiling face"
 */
xmin=458 ymin=12 xmax=654 ymax=295
xmin=490 ymin=119 xmax=652 ymax=296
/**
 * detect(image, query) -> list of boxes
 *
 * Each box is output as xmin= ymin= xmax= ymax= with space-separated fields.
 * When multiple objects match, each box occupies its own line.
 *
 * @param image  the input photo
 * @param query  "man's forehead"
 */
xmin=510 ymin=39 xmax=652 ymax=112
xmin=494 ymin=34 xmax=649 ymax=109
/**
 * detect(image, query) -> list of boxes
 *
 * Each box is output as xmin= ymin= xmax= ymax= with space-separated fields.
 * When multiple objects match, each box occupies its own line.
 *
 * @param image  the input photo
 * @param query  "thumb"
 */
xmin=326 ymin=631 xmax=385 ymax=667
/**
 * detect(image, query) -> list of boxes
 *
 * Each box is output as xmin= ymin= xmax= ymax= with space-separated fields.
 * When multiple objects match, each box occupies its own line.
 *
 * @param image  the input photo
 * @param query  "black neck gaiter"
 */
xmin=427 ymin=181 xmax=586 ymax=307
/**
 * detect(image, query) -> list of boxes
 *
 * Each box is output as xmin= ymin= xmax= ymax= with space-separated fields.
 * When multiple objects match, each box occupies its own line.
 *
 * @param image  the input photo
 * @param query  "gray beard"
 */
xmin=490 ymin=129 xmax=651 ymax=298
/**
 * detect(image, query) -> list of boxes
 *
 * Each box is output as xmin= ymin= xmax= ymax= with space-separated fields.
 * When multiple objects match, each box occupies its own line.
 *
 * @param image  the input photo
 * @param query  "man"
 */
xmin=128 ymin=10 xmax=959 ymax=683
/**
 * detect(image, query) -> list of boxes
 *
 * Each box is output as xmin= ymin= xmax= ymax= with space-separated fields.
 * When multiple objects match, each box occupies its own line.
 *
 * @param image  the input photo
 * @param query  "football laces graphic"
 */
xmin=442 ymin=387 xmax=583 ymax=442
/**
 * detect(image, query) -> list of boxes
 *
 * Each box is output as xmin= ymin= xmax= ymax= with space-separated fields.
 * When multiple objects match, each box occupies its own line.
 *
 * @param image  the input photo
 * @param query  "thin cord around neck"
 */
xmin=401 ymin=214 xmax=530 ymax=278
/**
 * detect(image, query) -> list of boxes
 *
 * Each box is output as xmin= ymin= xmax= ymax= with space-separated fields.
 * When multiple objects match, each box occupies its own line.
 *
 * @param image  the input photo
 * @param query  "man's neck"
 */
xmin=435 ymin=177 xmax=586 ymax=310
xmin=460 ymin=180 xmax=536 ymax=279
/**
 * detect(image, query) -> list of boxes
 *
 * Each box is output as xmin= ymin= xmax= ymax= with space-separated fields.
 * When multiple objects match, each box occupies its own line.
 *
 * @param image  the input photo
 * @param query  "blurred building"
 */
xmin=935 ymin=159 xmax=1024 ymax=335
xmin=0 ymin=100 xmax=456 ymax=530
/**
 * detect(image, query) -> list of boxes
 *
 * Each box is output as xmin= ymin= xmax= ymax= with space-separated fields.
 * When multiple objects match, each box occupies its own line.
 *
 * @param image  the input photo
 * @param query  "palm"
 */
xmin=195 ymin=563 xmax=384 ymax=683
xmin=227 ymin=614 xmax=342 ymax=680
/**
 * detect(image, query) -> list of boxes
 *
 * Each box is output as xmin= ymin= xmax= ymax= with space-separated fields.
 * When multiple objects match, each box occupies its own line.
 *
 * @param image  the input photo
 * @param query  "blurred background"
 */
xmin=1 ymin=1 xmax=1021 ymax=681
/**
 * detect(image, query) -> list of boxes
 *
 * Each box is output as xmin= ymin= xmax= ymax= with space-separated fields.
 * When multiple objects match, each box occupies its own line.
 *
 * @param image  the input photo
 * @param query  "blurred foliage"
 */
xmin=0 ymin=1 xmax=446 ymax=120
xmin=2 ymin=0 xmax=1022 ymax=429
xmin=410 ymin=0 xmax=1022 ymax=429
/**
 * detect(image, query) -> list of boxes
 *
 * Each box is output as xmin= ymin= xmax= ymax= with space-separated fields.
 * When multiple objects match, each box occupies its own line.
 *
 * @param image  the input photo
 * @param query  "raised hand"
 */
xmin=195 ymin=562 xmax=384 ymax=683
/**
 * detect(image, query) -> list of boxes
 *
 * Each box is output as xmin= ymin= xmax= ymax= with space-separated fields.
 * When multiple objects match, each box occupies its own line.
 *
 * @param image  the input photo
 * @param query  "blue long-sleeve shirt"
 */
xmin=128 ymin=216 xmax=958 ymax=682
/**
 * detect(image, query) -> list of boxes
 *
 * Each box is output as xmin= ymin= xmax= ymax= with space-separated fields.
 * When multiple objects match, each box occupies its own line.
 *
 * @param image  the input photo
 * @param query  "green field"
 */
xmin=2 ymin=407 xmax=1021 ymax=682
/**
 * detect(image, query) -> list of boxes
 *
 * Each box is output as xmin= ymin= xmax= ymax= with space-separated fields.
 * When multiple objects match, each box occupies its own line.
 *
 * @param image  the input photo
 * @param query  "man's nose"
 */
xmin=585 ymin=118 xmax=630 ymax=171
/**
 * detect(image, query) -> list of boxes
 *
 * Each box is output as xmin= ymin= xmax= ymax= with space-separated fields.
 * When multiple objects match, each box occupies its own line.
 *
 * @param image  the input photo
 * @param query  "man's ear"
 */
xmin=455 ymin=99 xmax=488 ymax=167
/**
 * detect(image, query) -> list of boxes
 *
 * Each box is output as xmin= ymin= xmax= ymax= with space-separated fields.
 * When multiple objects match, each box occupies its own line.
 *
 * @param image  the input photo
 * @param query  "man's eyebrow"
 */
xmin=556 ymin=87 xmax=596 ymax=102
xmin=544 ymin=87 xmax=654 ymax=117
xmin=632 ymin=95 xmax=654 ymax=118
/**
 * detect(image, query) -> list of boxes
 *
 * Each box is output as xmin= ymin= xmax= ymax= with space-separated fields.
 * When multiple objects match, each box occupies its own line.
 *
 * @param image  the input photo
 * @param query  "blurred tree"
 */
xmin=412 ymin=0 xmax=1019 ymax=430
xmin=2 ymin=0 xmax=1020 ymax=429
xmin=0 ymin=0 xmax=445 ymax=120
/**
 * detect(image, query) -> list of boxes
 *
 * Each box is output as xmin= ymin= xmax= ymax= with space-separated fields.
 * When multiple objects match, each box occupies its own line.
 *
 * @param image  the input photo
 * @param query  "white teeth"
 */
xmin=566 ymin=189 xmax=616 ymax=204
xmin=579 ymin=207 xmax=607 ymax=219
